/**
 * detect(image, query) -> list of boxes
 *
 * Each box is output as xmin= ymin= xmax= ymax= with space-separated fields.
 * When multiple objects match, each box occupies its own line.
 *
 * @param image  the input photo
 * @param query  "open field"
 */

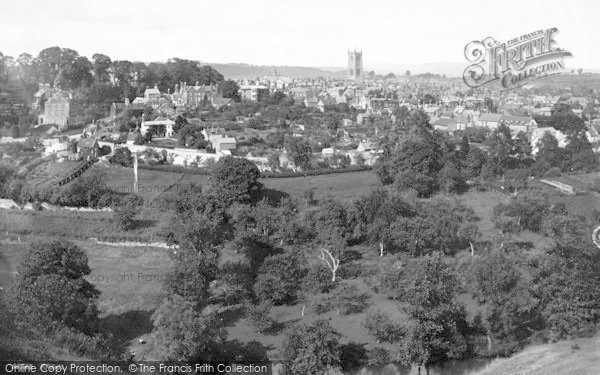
xmin=0 ymin=237 xmax=171 ymax=354
xmin=260 ymin=170 xmax=379 ymax=202
xmin=0 ymin=208 xmax=166 ymax=242
xmin=96 ymin=165 xmax=378 ymax=204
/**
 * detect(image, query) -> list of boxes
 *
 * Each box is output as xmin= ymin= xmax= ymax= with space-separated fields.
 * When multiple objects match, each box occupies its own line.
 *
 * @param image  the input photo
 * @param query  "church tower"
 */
xmin=347 ymin=49 xmax=363 ymax=80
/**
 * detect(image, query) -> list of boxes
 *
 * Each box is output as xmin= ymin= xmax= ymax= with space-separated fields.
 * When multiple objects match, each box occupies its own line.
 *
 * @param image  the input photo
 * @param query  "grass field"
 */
xmin=0 ymin=237 xmax=171 ymax=354
xmin=92 ymin=165 xmax=378 ymax=204
xmin=260 ymin=170 xmax=379 ymax=202
xmin=473 ymin=334 xmax=600 ymax=375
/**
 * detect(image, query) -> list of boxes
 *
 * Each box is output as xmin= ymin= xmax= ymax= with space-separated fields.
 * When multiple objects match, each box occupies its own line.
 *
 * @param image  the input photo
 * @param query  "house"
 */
xmin=211 ymin=95 xmax=233 ymax=109
xmin=38 ymin=95 xmax=70 ymax=130
xmin=432 ymin=118 xmax=458 ymax=133
xmin=210 ymin=135 xmax=237 ymax=154
xmin=144 ymin=85 xmax=161 ymax=103
xmin=477 ymin=113 xmax=503 ymax=129
xmin=42 ymin=137 xmax=69 ymax=156
xmin=289 ymin=87 xmax=312 ymax=100
xmin=304 ymin=96 xmax=319 ymax=109
xmin=176 ymin=82 xmax=217 ymax=108
xmin=77 ymin=138 xmax=100 ymax=159
xmin=239 ymin=85 xmax=269 ymax=102
xmin=357 ymin=140 xmax=376 ymax=152
xmin=141 ymin=117 xmax=175 ymax=137
xmin=203 ymin=128 xmax=237 ymax=154
xmin=502 ymin=115 xmax=537 ymax=134
xmin=317 ymin=96 xmax=337 ymax=112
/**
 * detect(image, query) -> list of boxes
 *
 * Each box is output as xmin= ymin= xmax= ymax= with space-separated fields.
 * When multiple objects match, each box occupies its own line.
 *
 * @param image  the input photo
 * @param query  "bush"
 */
xmin=543 ymin=167 xmax=562 ymax=178
xmin=109 ymin=147 xmax=133 ymax=167
xmin=99 ymin=145 xmax=112 ymax=156
xmin=254 ymin=251 xmax=306 ymax=305
xmin=112 ymin=195 xmax=141 ymax=230
xmin=367 ymin=347 xmax=390 ymax=367
xmin=52 ymin=327 xmax=107 ymax=357
xmin=329 ymin=284 xmax=369 ymax=315
xmin=363 ymin=310 xmax=405 ymax=343
xmin=303 ymin=264 xmax=335 ymax=293
xmin=246 ymin=302 xmax=277 ymax=333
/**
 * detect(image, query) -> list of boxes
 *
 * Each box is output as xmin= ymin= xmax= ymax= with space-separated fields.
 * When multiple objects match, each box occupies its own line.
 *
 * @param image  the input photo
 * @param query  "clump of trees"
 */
xmin=10 ymin=240 xmax=100 ymax=334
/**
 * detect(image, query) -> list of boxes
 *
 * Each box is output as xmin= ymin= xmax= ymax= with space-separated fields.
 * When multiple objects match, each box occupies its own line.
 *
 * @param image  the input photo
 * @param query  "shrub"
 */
xmin=367 ymin=347 xmax=390 ymax=367
xmin=363 ymin=310 xmax=405 ymax=343
xmin=112 ymin=195 xmax=141 ymax=230
xmin=246 ymin=302 xmax=277 ymax=333
xmin=329 ymin=284 xmax=369 ymax=315
xmin=303 ymin=264 xmax=335 ymax=293
xmin=543 ymin=167 xmax=562 ymax=178
xmin=254 ymin=251 xmax=306 ymax=305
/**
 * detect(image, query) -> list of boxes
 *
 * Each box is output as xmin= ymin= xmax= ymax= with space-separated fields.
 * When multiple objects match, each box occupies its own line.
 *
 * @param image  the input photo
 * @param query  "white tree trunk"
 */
xmin=319 ymin=248 xmax=340 ymax=283
xmin=469 ymin=241 xmax=475 ymax=257
xmin=379 ymin=242 xmax=384 ymax=257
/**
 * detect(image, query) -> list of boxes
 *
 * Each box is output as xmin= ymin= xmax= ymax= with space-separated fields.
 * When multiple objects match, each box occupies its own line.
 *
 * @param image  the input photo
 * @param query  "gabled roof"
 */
xmin=78 ymin=138 xmax=98 ymax=149
xmin=502 ymin=115 xmax=533 ymax=124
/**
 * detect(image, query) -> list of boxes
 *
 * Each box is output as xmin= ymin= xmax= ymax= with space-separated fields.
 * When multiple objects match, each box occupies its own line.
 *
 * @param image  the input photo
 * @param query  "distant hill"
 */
xmin=206 ymin=61 xmax=468 ymax=79
xmin=206 ymin=63 xmax=339 ymax=79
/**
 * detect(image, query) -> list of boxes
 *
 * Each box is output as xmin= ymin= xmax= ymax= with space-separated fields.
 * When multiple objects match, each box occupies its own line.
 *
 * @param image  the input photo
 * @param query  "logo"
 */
xmin=463 ymin=28 xmax=572 ymax=90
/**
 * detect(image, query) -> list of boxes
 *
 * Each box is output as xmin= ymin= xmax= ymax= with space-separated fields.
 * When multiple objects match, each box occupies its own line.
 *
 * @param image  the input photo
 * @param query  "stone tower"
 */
xmin=348 ymin=49 xmax=363 ymax=80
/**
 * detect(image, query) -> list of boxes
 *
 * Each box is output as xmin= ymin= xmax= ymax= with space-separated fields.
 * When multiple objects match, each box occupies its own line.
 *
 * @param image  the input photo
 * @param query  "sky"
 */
xmin=1 ymin=0 xmax=599 ymax=72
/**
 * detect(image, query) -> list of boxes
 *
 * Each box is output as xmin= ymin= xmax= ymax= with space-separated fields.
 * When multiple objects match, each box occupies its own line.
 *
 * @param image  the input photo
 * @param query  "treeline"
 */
xmin=376 ymin=106 xmax=598 ymax=197
xmin=0 ymin=47 xmax=226 ymax=126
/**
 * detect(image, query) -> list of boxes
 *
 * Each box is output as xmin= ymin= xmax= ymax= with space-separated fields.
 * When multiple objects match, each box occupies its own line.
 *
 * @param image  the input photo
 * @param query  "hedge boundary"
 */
xmin=132 ymin=163 xmax=372 ymax=178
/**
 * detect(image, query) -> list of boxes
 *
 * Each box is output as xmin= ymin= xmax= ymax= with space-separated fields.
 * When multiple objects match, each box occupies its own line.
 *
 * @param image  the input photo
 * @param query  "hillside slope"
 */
xmin=474 ymin=334 xmax=600 ymax=375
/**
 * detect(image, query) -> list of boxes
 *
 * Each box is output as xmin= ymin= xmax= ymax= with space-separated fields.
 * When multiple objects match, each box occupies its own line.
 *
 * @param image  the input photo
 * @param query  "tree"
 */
xmin=281 ymin=320 xmax=341 ymax=375
xmin=177 ymin=124 xmax=206 ymax=149
xmin=91 ymin=53 xmax=112 ymax=83
xmin=164 ymin=247 xmax=218 ymax=308
xmin=492 ymin=190 xmax=550 ymax=233
xmin=468 ymin=248 xmax=539 ymax=354
xmin=133 ymin=132 xmax=145 ymax=145
xmin=109 ymin=147 xmax=133 ymax=167
xmin=484 ymin=124 xmax=514 ymax=173
xmin=220 ymin=80 xmax=240 ymax=102
xmin=363 ymin=310 xmax=405 ymax=343
xmin=285 ymin=137 xmax=312 ymax=170
xmin=329 ymin=283 xmax=369 ymax=315
xmin=463 ymin=146 xmax=487 ymax=179
xmin=113 ymin=194 xmax=140 ymax=230
xmin=302 ymin=263 xmax=335 ymax=293
xmin=151 ymin=295 xmax=223 ymax=361
xmin=254 ymin=251 xmax=306 ymax=305
xmin=210 ymin=156 xmax=262 ymax=205
xmin=11 ymin=240 xmax=99 ymax=334
xmin=396 ymin=253 xmax=470 ymax=372
xmin=438 ymin=161 xmax=467 ymax=194
xmin=312 ymin=197 xmax=350 ymax=248
xmin=531 ymin=250 xmax=600 ymax=341
xmin=535 ymin=131 xmax=563 ymax=171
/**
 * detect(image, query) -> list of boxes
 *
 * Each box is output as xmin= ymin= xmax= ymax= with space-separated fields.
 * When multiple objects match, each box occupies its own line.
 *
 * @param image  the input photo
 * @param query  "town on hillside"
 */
xmin=1 ymin=9 xmax=600 ymax=375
